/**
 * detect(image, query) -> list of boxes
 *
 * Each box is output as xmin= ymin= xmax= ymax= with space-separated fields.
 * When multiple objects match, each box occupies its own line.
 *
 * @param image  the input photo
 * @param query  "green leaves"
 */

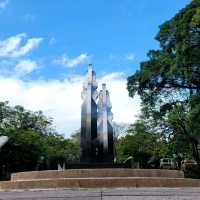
xmin=127 ymin=0 xmax=200 ymax=105
xmin=0 ymin=101 xmax=53 ymax=134
xmin=127 ymin=0 xmax=200 ymax=165
xmin=116 ymin=122 xmax=169 ymax=167
xmin=0 ymin=102 xmax=80 ymax=175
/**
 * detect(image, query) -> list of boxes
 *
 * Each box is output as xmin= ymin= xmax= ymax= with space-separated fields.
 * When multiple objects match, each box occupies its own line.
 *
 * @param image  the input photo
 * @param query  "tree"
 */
xmin=0 ymin=101 xmax=80 ymax=177
xmin=0 ymin=102 xmax=53 ymax=134
xmin=70 ymin=130 xmax=80 ymax=145
xmin=43 ymin=134 xmax=80 ymax=169
xmin=127 ymin=0 xmax=200 ymax=165
xmin=167 ymin=94 xmax=200 ymax=165
xmin=116 ymin=122 xmax=169 ymax=168
xmin=0 ymin=129 xmax=44 ymax=172
xmin=128 ymin=0 xmax=200 ymax=105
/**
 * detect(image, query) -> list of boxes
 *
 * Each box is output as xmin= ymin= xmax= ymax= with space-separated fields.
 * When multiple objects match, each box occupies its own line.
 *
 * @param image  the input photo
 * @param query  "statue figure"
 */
xmin=97 ymin=84 xmax=114 ymax=163
xmin=80 ymin=64 xmax=98 ymax=164
xmin=80 ymin=65 xmax=114 ymax=165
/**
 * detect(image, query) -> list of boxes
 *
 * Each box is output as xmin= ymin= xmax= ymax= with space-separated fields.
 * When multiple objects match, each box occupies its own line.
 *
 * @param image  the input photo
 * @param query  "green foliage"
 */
xmin=127 ymin=0 xmax=200 ymax=164
xmin=167 ymin=95 xmax=200 ymax=164
xmin=43 ymin=134 xmax=80 ymax=169
xmin=70 ymin=130 xmax=80 ymax=145
xmin=0 ymin=129 xmax=44 ymax=172
xmin=127 ymin=0 xmax=200 ymax=106
xmin=0 ymin=102 xmax=80 ymax=175
xmin=116 ymin=122 xmax=169 ymax=168
xmin=0 ymin=101 xmax=52 ymax=134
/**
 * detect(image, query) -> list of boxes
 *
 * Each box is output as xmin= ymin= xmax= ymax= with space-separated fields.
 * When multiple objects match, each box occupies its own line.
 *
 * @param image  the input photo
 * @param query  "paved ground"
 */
xmin=0 ymin=188 xmax=200 ymax=200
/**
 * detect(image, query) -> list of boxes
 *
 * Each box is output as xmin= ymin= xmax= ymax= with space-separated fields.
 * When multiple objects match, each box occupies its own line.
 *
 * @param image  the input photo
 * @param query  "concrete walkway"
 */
xmin=0 ymin=188 xmax=200 ymax=200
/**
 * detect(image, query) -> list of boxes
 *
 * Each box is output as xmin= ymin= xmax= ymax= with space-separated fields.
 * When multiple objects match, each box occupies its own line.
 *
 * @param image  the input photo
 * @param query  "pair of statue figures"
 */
xmin=80 ymin=64 xmax=114 ymax=164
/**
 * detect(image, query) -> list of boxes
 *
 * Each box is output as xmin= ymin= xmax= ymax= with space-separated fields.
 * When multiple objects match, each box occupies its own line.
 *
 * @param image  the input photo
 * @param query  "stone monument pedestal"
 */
xmin=0 ymin=168 xmax=200 ymax=191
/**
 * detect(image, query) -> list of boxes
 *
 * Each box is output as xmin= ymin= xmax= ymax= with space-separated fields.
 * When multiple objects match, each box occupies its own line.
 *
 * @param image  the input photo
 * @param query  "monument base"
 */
xmin=0 ymin=168 xmax=200 ymax=191
xmin=67 ymin=163 xmax=125 ymax=169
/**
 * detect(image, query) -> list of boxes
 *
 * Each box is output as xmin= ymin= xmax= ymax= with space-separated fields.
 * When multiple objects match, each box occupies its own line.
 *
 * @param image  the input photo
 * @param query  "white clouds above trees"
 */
xmin=0 ymin=74 xmax=140 ymax=137
xmin=0 ymin=33 xmax=140 ymax=137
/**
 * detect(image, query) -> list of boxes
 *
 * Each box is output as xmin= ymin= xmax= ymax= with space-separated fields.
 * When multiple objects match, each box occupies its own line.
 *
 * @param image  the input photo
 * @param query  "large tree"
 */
xmin=127 ymin=0 xmax=200 ymax=164
xmin=128 ymin=0 xmax=200 ymax=104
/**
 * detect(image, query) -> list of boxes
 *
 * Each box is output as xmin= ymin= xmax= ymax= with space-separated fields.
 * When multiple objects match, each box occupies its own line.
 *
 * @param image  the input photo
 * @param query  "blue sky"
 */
xmin=0 ymin=0 xmax=191 ymax=78
xmin=0 ymin=0 xmax=191 ymax=136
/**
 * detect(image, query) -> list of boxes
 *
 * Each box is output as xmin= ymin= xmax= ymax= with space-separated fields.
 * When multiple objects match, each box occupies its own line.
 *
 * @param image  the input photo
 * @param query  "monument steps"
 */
xmin=0 ymin=169 xmax=200 ymax=191
xmin=1 ymin=177 xmax=200 ymax=191
xmin=11 ymin=169 xmax=184 ymax=180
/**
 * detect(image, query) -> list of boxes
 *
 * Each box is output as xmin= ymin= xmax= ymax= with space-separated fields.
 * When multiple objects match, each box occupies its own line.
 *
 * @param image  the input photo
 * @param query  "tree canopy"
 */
xmin=0 ymin=102 xmax=79 ymax=179
xmin=128 ymin=0 xmax=200 ymax=106
xmin=127 ymin=0 xmax=200 ymax=165
xmin=116 ymin=121 xmax=169 ymax=168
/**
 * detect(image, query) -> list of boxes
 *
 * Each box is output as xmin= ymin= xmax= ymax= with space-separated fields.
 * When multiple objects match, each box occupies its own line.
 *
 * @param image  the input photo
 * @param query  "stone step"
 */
xmin=1 ymin=177 xmax=200 ymax=191
xmin=11 ymin=169 xmax=184 ymax=181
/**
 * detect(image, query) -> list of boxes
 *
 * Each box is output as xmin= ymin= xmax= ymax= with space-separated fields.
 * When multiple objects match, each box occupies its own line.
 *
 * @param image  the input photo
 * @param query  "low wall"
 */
xmin=11 ymin=168 xmax=184 ymax=181
xmin=1 ymin=177 xmax=200 ymax=191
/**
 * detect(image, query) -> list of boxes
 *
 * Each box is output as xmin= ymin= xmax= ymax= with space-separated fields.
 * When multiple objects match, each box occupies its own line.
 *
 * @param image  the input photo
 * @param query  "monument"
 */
xmin=1 ymin=65 xmax=200 ymax=191
xmin=97 ymin=83 xmax=114 ymax=163
xmin=80 ymin=64 xmax=114 ymax=164
xmin=80 ymin=64 xmax=98 ymax=164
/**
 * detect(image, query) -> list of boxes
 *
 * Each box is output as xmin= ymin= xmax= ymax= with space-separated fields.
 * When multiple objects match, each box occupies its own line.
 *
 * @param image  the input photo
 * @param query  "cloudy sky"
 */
xmin=0 ymin=0 xmax=190 ymax=137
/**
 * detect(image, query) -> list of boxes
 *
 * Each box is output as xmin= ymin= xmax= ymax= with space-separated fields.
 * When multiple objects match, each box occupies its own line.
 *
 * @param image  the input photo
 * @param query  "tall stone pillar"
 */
xmin=80 ymin=64 xmax=98 ymax=164
xmin=97 ymin=84 xmax=114 ymax=164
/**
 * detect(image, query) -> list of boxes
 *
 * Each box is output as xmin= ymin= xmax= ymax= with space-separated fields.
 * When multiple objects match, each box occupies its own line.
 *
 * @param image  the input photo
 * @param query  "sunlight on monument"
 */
xmin=80 ymin=64 xmax=114 ymax=164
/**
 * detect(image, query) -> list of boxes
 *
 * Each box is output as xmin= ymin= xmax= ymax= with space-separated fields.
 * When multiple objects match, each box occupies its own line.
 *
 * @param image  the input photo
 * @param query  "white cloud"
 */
xmin=0 ymin=33 xmax=43 ymax=58
xmin=125 ymin=53 xmax=134 ymax=61
xmin=0 ymin=33 xmax=42 ymax=78
xmin=14 ymin=59 xmax=38 ymax=77
xmin=0 ymin=33 xmax=25 ymax=57
xmin=0 ymin=59 xmax=38 ymax=77
xmin=12 ymin=38 xmax=43 ymax=57
xmin=101 ymin=72 xmax=125 ymax=82
xmin=55 ymin=53 xmax=89 ymax=68
xmin=0 ymin=73 xmax=140 ymax=137
xmin=0 ymin=0 xmax=9 ymax=9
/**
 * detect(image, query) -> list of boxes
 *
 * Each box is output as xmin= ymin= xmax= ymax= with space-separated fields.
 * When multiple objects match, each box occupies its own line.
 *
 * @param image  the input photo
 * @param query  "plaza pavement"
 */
xmin=0 ymin=188 xmax=200 ymax=200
